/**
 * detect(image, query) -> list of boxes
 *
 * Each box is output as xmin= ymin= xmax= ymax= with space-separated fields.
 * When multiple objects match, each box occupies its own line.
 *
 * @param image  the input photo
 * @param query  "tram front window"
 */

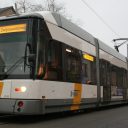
xmin=0 ymin=19 xmax=33 ymax=79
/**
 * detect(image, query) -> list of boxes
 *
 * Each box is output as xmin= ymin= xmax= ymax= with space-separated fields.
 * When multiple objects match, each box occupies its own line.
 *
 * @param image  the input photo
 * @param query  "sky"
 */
xmin=0 ymin=0 xmax=128 ymax=56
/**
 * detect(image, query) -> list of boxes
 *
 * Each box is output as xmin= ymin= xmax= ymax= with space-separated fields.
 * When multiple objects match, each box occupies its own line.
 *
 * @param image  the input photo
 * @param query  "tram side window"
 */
xmin=100 ymin=60 xmax=111 ymax=87
xmin=65 ymin=46 xmax=82 ymax=83
xmin=82 ymin=53 xmax=96 ymax=85
xmin=111 ymin=65 xmax=124 ymax=87
xmin=46 ymin=40 xmax=62 ymax=81
xmin=123 ymin=69 xmax=127 ymax=88
xmin=117 ymin=68 xmax=123 ymax=88
xmin=117 ymin=67 xmax=127 ymax=93
xmin=112 ymin=65 xmax=126 ymax=96
xmin=111 ymin=65 xmax=117 ymax=86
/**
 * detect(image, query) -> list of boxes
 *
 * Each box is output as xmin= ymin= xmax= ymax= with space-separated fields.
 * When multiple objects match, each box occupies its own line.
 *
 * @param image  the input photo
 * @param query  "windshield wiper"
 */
xmin=2 ymin=56 xmax=25 ymax=78
xmin=2 ymin=53 xmax=35 ymax=79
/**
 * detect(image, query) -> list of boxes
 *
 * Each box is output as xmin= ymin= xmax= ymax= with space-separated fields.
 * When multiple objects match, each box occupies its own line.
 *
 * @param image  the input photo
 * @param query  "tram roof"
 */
xmin=0 ymin=11 xmax=126 ymax=62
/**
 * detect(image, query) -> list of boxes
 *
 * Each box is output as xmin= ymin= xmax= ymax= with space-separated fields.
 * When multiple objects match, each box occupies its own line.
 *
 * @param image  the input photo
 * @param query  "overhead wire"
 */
xmin=81 ymin=0 xmax=120 ymax=38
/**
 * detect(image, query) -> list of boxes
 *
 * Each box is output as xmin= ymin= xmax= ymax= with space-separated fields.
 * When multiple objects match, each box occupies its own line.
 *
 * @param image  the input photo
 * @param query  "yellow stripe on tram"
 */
xmin=71 ymin=83 xmax=82 ymax=111
xmin=0 ymin=81 xmax=3 ymax=96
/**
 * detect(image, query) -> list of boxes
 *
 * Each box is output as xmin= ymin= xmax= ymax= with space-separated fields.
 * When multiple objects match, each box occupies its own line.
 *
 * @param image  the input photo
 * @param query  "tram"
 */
xmin=0 ymin=11 xmax=127 ymax=115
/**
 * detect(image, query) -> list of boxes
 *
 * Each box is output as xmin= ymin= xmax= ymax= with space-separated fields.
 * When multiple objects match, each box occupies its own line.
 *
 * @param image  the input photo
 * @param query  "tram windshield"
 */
xmin=0 ymin=19 xmax=32 ymax=79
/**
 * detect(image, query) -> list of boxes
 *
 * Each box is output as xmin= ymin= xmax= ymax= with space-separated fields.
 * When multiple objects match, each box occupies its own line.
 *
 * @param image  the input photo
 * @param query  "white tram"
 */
xmin=0 ymin=11 xmax=127 ymax=114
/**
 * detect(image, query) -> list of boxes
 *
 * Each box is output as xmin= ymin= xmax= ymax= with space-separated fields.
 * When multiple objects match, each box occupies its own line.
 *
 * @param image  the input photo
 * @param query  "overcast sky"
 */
xmin=0 ymin=0 xmax=128 ymax=56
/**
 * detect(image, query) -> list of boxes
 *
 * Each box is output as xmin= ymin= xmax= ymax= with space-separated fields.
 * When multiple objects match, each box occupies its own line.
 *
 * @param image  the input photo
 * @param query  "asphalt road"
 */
xmin=1 ymin=105 xmax=128 ymax=128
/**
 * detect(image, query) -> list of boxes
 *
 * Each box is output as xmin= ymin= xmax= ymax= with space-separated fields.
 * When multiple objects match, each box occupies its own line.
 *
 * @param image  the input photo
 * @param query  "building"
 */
xmin=0 ymin=6 xmax=16 ymax=17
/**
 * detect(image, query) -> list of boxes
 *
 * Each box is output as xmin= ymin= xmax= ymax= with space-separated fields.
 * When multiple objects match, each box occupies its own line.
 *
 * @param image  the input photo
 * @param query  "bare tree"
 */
xmin=15 ymin=0 xmax=65 ymax=14
xmin=46 ymin=0 xmax=65 ymax=13
xmin=14 ymin=0 xmax=82 ymax=31
xmin=29 ymin=5 xmax=45 ymax=12
xmin=15 ymin=0 xmax=31 ymax=13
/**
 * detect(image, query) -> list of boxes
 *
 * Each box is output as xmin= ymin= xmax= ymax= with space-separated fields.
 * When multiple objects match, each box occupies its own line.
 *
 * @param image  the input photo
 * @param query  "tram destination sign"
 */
xmin=83 ymin=53 xmax=94 ymax=61
xmin=0 ymin=24 xmax=26 ymax=34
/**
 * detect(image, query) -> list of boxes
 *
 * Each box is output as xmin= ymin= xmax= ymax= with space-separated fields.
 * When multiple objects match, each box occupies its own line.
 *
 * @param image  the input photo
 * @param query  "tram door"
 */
xmin=100 ymin=59 xmax=111 ymax=102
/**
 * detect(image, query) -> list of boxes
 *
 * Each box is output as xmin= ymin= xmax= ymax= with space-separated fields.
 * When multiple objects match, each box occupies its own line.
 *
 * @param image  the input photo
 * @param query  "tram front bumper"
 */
xmin=0 ymin=99 xmax=44 ymax=115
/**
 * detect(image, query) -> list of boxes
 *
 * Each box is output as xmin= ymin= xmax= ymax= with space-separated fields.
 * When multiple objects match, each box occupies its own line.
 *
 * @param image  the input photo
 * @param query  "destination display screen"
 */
xmin=0 ymin=24 xmax=27 ymax=34
xmin=83 ymin=53 xmax=94 ymax=61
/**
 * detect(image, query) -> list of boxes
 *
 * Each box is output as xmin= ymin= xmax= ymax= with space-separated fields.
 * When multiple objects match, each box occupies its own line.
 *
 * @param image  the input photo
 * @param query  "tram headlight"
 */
xmin=21 ymin=86 xmax=27 ymax=92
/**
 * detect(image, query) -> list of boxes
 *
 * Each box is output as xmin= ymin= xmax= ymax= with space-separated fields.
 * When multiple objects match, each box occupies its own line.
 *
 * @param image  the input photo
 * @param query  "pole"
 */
xmin=95 ymin=38 xmax=100 ymax=107
xmin=127 ymin=44 xmax=128 ymax=58
xmin=14 ymin=3 xmax=18 ymax=15
xmin=126 ymin=44 xmax=128 ymax=100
